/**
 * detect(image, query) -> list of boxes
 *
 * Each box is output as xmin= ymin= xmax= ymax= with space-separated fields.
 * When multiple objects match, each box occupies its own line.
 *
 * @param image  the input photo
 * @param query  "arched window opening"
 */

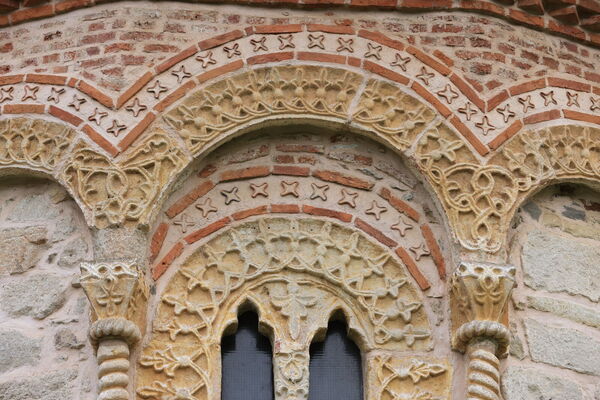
xmin=221 ymin=311 xmax=274 ymax=400
xmin=308 ymin=317 xmax=363 ymax=400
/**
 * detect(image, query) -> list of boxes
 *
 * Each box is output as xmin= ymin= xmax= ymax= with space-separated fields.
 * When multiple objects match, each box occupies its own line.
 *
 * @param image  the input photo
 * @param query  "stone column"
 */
xmin=451 ymin=261 xmax=516 ymax=400
xmin=80 ymin=261 xmax=148 ymax=400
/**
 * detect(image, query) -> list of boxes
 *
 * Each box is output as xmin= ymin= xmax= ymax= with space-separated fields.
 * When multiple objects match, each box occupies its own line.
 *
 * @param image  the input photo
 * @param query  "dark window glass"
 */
xmin=308 ymin=319 xmax=363 ymax=400
xmin=221 ymin=311 xmax=274 ymax=400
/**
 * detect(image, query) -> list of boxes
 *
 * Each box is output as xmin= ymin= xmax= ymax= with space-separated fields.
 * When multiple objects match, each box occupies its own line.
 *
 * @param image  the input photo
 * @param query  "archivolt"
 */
xmin=137 ymin=216 xmax=431 ymax=398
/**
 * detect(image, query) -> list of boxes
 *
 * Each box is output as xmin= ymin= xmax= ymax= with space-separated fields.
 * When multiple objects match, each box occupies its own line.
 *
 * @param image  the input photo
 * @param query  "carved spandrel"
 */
xmin=369 ymin=355 xmax=451 ymax=400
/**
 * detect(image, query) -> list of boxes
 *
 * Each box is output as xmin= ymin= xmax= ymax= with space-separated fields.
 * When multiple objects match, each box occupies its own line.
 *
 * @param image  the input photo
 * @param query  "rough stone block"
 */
xmin=528 ymin=296 xmax=600 ymax=329
xmin=522 ymin=230 xmax=600 ymax=302
xmin=0 ymin=369 xmax=77 ymax=400
xmin=0 ymin=226 xmax=48 ymax=275
xmin=0 ymin=273 xmax=67 ymax=319
xmin=525 ymin=319 xmax=600 ymax=376
xmin=0 ymin=330 xmax=41 ymax=374
xmin=501 ymin=366 xmax=583 ymax=400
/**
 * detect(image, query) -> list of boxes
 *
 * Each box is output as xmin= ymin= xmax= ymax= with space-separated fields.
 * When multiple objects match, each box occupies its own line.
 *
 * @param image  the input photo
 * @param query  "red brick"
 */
xmin=197 ymin=60 xmax=244 ymax=84
xmin=459 ymin=0 xmax=505 ymax=16
xmin=0 ymin=75 xmax=24 ymax=85
xmin=313 ymin=170 xmax=374 ymax=190
xmin=55 ymin=0 xmax=90 ymax=13
xmin=411 ymin=81 xmax=451 ymax=118
xmin=486 ymin=89 xmax=509 ymax=112
xmin=509 ymin=9 xmax=544 ymax=28
xmin=152 ymin=242 xmax=184 ymax=280
xmin=198 ymin=164 xmax=217 ymax=178
xmin=80 ymin=31 xmax=116 ymax=45
xmin=488 ymin=119 xmax=523 ymax=150
xmin=357 ymin=29 xmax=404 ymax=51
xmin=547 ymin=77 xmax=591 ymax=92
xmin=118 ymin=112 xmax=155 ymax=150
xmin=395 ymin=247 xmax=431 ymax=290
xmin=523 ymin=109 xmax=561 ymax=125
xmin=220 ymin=166 xmax=271 ymax=182
xmin=563 ymin=109 xmax=600 ymax=125
xmin=184 ymin=217 xmax=231 ymax=244
xmin=307 ymin=24 xmax=355 ymax=35
xmin=78 ymin=81 xmax=113 ymax=108
xmin=364 ymin=61 xmax=409 ymax=85
xmin=254 ymin=24 xmax=303 ymax=34
xmin=154 ymin=80 xmax=197 ymax=112
xmin=105 ymin=43 xmax=134 ymax=53
xmin=420 ymin=224 xmax=446 ymax=279
xmin=347 ymin=56 xmax=361 ymax=67
xmin=433 ymin=50 xmax=454 ymax=67
xmin=355 ymin=218 xmax=397 ymax=248
xmin=25 ymin=73 xmax=66 ymax=85
xmin=272 ymin=165 xmax=310 ymax=176
xmin=271 ymin=204 xmax=300 ymax=213
xmin=508 ymin=78 xmax=546 ymax=96
xmin=11 ymin=4 xmax=54 ymax=24
xmin=155 ymin=45 xmax=198 ymax=74
xmin=198 ymin=29 xmax=244 ymax=51
xmin=117 ymin=71 xmax=153 ymax=108
xmin=166 ymin=180 xmax=215 ymax=219
xmin=351 ymin=0 xmax=396 ymax=7
xmin=3 ymin=104 xmax=45 ymax=114
xmin=407 ymin=46 xmax=451 ymax=76
xmin=275 ymin=155 xmax=295 ymax=163
xmin=82 ymin=124 xmax=119 ymax=157
xmin=49 ymin=105 xmax=83 ymax=126
xmin=401 ymin=0 xmax=452 ymax=8
xmin=232 ymin=206 xmax=269 ymax=220
xmin=297 ymin=52 xmax=346 ymax=64
xmin=276 ymin=144 xmax=324 ymax=153
xmin=378 ymin=187 xmax=420 ymax=222
xmin=150 ymin=222 xmax=169 ymax=262
xmin=248 ymin=52 xmax=294 ymax=65
xmin=302 ymin=205 xmax=352 ymax=222
xmin=449 ymin=116 xmax=489 ymax=156
xmin=449 ymin=73 xmax=485 ymax=111
xmin=547 ymin=20 xmax=586 ymax=41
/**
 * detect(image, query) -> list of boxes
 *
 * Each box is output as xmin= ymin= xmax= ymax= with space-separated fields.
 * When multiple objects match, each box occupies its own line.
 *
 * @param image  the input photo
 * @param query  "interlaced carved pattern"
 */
xmin=137 ymin=217 xmax=430 ymax=399
xmin=416 ymin=124 xmax=600 ymax=252
xmin=163 ymin=66 xmax=435 ymax=156
xmin=0 ymin=118 xmax=74 ymax=171
xmin=374 ymin=356 xmax=448 ymax=400
xmin=63 ymin=132 xmax=188 ymax=227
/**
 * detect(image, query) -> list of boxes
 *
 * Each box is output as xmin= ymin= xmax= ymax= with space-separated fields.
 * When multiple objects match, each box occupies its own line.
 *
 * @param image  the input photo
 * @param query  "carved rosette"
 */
xmin=81 ymin=261 xmax=149 ymax=400
xmin=451 ymin=261 xmax=516 ymax=400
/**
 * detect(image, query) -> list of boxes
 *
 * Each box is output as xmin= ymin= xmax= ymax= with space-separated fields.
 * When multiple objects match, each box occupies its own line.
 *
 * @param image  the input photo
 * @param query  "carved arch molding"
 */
xmin=1 ymin=64 xmax=600 ymax=253
xmin=136 ymin=216 xmax=451 ymax=400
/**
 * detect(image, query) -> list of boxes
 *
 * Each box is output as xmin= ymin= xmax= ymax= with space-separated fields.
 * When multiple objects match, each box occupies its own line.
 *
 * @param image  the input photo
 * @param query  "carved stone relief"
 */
xmin=137 ymin=217 xmax=434 ymax=399
xmin=63 ymin=132 xmax=188 ymax=228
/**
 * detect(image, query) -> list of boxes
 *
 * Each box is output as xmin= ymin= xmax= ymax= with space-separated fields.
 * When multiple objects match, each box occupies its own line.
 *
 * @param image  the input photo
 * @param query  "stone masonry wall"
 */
xmin=0 ymin=179 xmax=96 ymax=400
xmin=504 ymin=184 xmax=600 ymax=400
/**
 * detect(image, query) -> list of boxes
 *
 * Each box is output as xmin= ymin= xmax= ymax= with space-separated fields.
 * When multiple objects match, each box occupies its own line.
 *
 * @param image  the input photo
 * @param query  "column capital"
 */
xmin=80 ymin=260 xmax=148 ymax=346
xmin=450 ymin=261 xmax=516 ymax=356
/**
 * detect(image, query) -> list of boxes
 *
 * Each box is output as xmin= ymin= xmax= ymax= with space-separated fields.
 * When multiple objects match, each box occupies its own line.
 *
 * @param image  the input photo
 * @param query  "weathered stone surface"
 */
xmin=0 ymin=330 xmax=41 ymax=374
xmin=0 ymin=274 xmax=67 ymax=319
xmin=7 ymin=192 xmax=61 ymax=222
xmin=522 ymin=230 xmax=600 ymax=302
xmin=0 ymin=226 xmax=48 ymax=275
xmin=57 ymin=237 xmax=90 ymax=268
xmin=525 ymin=319 xmax=600 ymax=376
xmin=541 ymin=211 xmax=600 ymax=241
xmin=528 ymin=296 xmax=600 ymax=329
xmin=0 ymin=369 xmax=77 ymax=400
xmin=54 ymin=328 xmax=85 ymax=350
xmin=501 ymin=366 xmax=583 ymax=400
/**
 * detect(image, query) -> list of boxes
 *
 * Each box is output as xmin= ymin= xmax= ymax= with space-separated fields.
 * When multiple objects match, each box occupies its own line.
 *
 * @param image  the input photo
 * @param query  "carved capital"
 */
xmin=80 ymin=261 xmax=148 ymax=343
xmin=451 ymin=261 xmax=515 ymax=355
